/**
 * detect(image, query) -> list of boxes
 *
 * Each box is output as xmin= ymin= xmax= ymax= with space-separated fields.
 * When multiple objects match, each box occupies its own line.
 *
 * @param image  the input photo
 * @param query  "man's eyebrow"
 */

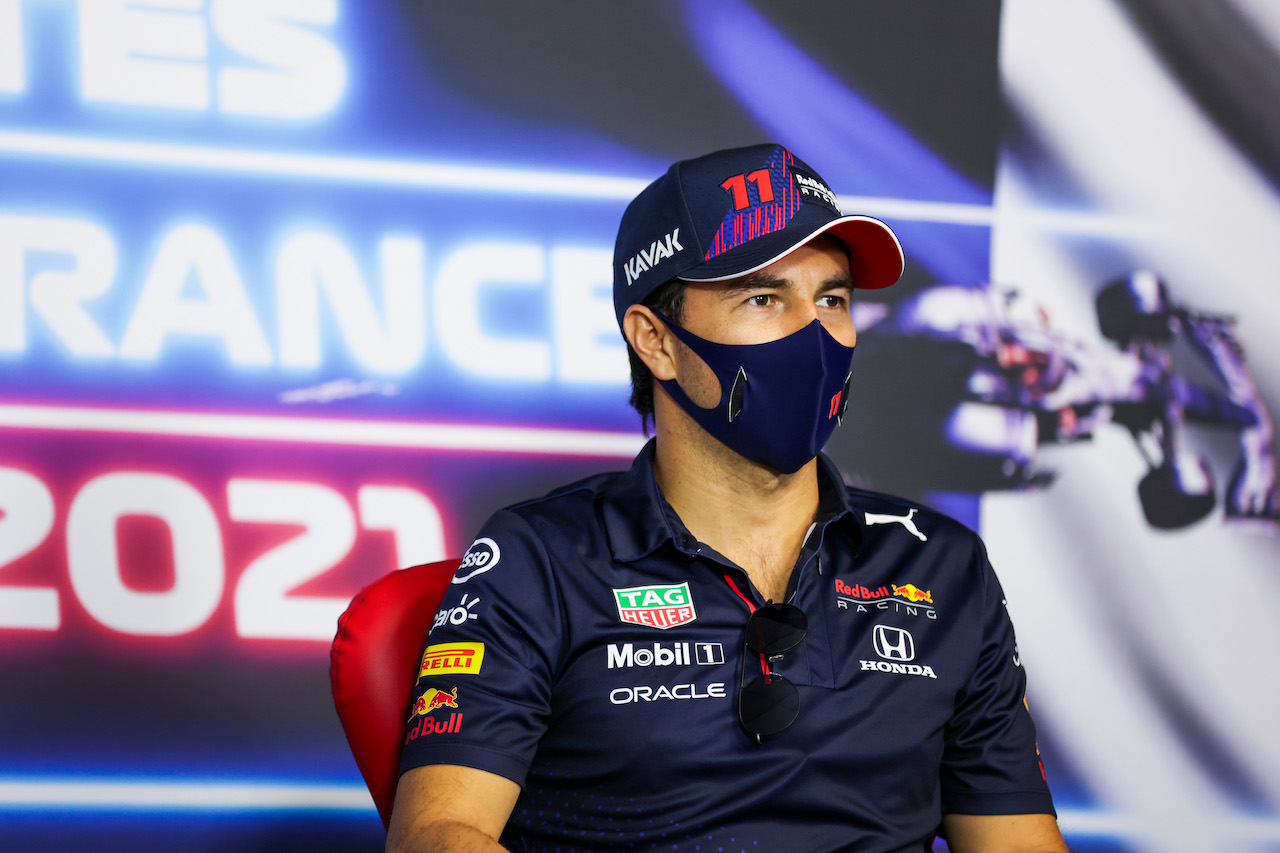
xmin=718 ymin=270 xmax=855 ymax=299
xmin=718 ymin=271 xmax=785 ymax=297
xmin=817 ymin=272 xmax=855 ymax=292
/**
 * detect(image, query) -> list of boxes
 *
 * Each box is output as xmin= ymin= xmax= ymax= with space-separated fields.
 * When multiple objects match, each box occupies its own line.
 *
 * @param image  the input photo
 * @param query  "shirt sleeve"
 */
xmin=399 ymin=507 xmax=564 ymax=787
xmin=939 ymin=535 xmax=1056 ymax=816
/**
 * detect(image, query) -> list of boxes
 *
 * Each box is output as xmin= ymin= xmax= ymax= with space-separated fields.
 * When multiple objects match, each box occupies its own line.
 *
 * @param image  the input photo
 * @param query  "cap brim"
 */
xmin=679 ymin=215 xmax=904 ymax=290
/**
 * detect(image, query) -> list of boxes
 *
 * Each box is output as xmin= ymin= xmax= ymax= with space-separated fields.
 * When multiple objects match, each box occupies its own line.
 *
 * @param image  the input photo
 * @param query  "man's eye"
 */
xmin=819 ymin=295 xmax=847 ymax=308
xmin=748 ymin=294 xmax=773 ymax=306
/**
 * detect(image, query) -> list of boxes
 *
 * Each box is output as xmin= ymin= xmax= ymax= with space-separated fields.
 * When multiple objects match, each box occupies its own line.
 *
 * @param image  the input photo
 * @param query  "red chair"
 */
xmin=330 ymin=558 xmax=460 ymax=828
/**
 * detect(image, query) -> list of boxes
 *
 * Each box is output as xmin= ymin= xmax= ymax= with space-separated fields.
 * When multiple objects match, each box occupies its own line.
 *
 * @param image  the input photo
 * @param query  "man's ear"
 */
xmin=623 ymin=305 xmax=678 ymax=381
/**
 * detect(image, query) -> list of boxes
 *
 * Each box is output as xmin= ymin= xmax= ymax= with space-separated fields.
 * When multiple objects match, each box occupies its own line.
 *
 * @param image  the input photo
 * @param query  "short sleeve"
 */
xmin=399 ymin=508 xmax=565 ymax=787
xmin=940 ymin=537 xmax=1056 ymax=816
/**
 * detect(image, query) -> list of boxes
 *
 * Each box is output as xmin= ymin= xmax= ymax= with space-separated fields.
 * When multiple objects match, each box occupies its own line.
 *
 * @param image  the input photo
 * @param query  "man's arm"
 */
xmin=941 ymin=813 xmax=1068 ymax=853
xmin=385 ymin=764 xmax=521 ymax=853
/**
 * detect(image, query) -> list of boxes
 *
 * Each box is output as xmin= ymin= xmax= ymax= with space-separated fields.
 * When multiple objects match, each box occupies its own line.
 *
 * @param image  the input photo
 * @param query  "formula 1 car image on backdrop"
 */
xmin=833 ymin=270 xmax=1278 ymax=532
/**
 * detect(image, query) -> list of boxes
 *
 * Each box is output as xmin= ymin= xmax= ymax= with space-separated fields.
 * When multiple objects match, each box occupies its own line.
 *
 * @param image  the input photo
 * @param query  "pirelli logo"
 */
xmin=419 ymin=642 xmax=485 ymax=677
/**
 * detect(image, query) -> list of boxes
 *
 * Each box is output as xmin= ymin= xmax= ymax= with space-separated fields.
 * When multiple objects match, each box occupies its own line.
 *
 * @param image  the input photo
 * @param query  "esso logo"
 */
xmin=452 ymin=538 xmax=501 ymax=584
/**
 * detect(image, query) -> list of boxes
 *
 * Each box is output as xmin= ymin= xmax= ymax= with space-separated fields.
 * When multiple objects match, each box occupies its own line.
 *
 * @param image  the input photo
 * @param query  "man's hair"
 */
xmin=627 ymin=278 xmax=686 ymax=433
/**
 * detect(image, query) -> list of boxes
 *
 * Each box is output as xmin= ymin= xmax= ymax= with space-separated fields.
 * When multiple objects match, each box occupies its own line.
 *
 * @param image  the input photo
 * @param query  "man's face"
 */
xmin=680 ymin=236 xmax=857 ymax=347
xmin=670 ymin=237 xmax=856 ymax=409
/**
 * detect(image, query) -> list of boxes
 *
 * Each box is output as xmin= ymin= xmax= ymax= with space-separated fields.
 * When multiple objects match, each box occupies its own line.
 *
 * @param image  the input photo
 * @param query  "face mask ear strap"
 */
xmin=728 ymin=368 xmax=747 ymax=423
xmin=836 ymin=372 xmax=854 ymax=424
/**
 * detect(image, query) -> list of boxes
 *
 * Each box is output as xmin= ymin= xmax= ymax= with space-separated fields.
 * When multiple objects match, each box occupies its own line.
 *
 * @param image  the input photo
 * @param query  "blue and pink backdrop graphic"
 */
xmin=1 ymin=2 xmax=1277 ymax=851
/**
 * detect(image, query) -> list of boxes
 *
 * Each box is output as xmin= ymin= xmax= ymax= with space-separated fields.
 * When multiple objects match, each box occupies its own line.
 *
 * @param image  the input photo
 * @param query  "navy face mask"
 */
xmin=655 ymin=314 xmax=855 ymax=474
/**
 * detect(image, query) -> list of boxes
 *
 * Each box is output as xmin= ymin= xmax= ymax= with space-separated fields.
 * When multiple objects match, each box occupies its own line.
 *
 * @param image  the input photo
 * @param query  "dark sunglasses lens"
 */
xmin=745 ymin=603 xmax=808 ymax=655
xmin=739 ymin=673 xmax=800 ymax=737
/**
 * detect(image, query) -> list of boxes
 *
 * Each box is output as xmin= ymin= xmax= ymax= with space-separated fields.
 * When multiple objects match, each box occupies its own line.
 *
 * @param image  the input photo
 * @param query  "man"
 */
xmin=388 ymin=144 xmax=1067 ymax=852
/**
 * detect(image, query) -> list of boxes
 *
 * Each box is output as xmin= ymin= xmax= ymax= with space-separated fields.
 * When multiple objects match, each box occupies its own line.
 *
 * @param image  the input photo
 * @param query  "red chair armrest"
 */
xmin=330 ymin=559 xmax=459 ymax=828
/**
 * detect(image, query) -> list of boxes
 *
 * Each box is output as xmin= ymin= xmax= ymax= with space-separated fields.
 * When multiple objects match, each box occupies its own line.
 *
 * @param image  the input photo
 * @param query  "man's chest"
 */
xmin=537 ymin=547 xmax=978 ymax=777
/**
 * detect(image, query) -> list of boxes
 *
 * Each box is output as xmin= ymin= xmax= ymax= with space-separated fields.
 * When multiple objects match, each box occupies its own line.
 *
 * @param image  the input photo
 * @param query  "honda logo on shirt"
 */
xmin=873 ymin=625 xmax=915 ymax=662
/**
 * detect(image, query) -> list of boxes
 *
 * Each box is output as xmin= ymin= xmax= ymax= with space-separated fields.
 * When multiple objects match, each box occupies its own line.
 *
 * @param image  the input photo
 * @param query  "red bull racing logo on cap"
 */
xmin=613 ymin=582 xmax=697 ymax=630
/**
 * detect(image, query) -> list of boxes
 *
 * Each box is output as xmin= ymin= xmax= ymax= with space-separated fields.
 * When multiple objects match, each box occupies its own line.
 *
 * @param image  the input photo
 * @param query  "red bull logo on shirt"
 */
xmin=613 ymin=582 xmax=697 ymax=630
xmin=834 ymin=579 xmax=894 ymax=601
xmin=835 ymin=578 xmax=937 ymax=619
xmin=833 ymin=579 xmax=934 ymax=604
xmin=404 ymin=687 xmax=463 ymax=743
xmin=891 ymin=583 xmax=933 ymax=604
xmin=410 ymin=687 xmax=459 ymax=717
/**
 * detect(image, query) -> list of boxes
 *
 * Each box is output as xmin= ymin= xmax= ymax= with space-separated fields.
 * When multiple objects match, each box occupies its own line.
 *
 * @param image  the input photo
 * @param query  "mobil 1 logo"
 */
xmin=607 ymin=641 xmax=725 ymax=669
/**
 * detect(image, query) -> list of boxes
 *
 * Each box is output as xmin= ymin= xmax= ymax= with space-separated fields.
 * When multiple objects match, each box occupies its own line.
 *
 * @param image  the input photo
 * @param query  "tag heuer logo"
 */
xmin=613 ymin=583 xmax=697 ymax=630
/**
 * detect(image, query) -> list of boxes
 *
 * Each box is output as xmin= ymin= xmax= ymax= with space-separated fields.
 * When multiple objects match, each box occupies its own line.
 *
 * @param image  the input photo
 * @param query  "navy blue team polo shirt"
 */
xmin=401 ymin=441 xmax=1054 ymax=852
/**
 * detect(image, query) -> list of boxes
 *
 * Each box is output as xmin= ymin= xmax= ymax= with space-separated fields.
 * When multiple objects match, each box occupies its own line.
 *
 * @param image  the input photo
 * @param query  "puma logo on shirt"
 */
xmin=864 ymin=508 xmax=928 ymax=542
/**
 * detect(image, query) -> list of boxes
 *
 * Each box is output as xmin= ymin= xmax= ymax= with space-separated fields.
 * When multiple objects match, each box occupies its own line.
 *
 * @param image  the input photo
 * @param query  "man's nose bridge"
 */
xmin=797 ymin=297 xmax=820 ymax=325
xmin=785 ymin=300 xmax=820 ymax=338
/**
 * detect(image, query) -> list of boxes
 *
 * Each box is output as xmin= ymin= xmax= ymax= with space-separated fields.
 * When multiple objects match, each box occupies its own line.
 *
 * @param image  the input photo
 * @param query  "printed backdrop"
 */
xmin=0 ymin=2 xmax=1276 ymax=851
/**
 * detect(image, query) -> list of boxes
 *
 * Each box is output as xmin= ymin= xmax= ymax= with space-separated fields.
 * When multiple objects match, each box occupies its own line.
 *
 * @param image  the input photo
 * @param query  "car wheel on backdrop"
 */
xmin=1137 ymin=452 xmax=1216 ymax=529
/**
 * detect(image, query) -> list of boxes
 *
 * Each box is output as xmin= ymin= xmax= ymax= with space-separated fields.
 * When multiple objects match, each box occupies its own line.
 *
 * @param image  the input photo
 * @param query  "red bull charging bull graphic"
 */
xmin=405 ymin=687 xmax=463 ymax=742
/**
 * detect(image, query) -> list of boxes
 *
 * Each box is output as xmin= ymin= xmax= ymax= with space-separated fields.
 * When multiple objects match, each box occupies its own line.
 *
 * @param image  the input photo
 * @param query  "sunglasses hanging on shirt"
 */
xmin=738 ymin=602 xmax=808 ymax=742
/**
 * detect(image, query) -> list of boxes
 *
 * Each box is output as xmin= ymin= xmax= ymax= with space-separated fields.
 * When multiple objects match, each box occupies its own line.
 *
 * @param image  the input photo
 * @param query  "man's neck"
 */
xmin=652 ymin=413 xmax=821 ymax=603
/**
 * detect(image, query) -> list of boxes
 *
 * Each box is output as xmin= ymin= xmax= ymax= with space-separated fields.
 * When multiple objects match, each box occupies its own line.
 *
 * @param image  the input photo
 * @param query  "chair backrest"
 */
xmin=330 ymin=558 xmax=460 ymax=828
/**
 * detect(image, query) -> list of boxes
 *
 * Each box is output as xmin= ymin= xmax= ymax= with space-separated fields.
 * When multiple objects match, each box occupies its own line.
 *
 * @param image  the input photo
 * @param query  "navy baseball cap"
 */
xmin=613 ymin=143 xmax=904 ymax=328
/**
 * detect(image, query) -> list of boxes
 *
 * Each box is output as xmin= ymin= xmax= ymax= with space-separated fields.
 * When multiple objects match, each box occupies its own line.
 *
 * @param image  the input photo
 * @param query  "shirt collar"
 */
xmin=602 ymin=441 xmax=861 ymax=563
xmin=602 ymin=439 xmax=688 ymax=562
xmin=815 ymin=451 xmax=860 ymax=529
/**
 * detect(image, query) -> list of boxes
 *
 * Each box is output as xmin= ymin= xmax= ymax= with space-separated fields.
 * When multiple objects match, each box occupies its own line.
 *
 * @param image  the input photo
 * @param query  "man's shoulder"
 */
xmin=841 ymin=484 xmax=920 ymax=514
xmin=466 ymin=448 xmax=661 ymax=570
xmin=841 ymin=484 xmax=980 ymax=546
xmin=497 ymin=468 xmax=626 ymax=525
